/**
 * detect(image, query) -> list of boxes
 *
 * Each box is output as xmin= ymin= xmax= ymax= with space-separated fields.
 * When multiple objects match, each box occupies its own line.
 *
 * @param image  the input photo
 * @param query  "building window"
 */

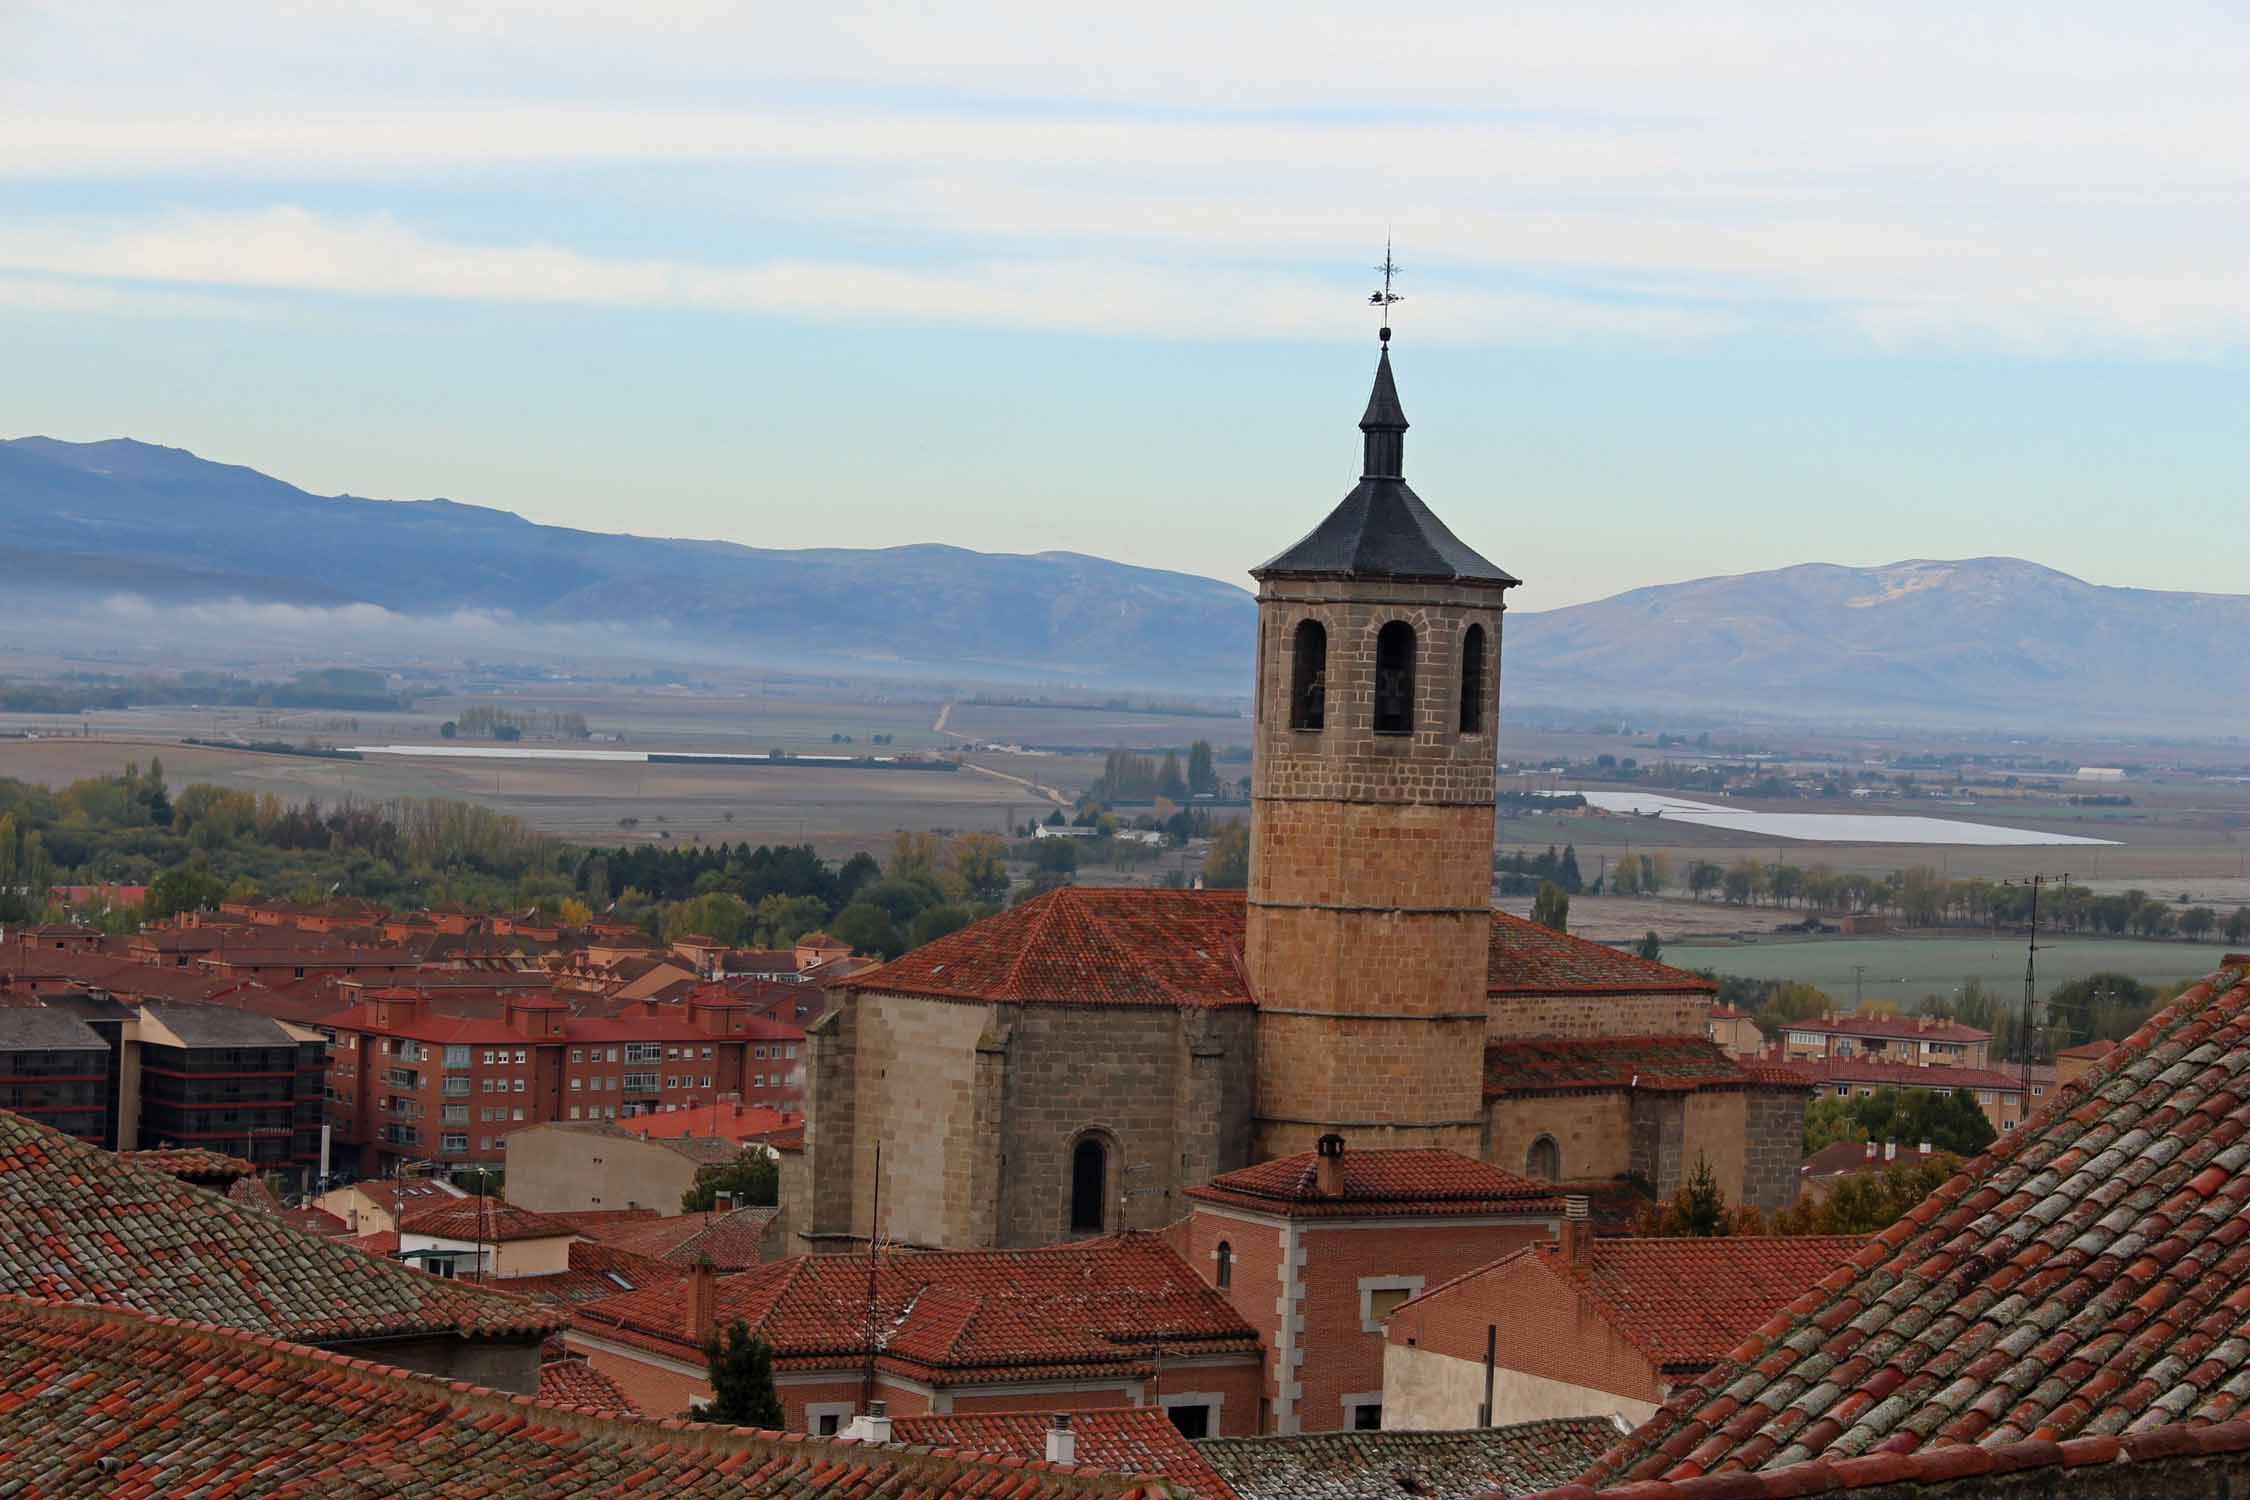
xmin=569 ymin=1106 xmax=581 ymax=1120
xmin=513 ymin=1078 xmax=525 ymax=1093
xmin=1350 ymin=1402 xmax=1383 ymax=1431
xmin=570 ymin=1049 xmax=583 ymax=1063
xmin=1373 ymin=621 xmax=1416 ymax=734
xmin=806 ymin=1404 xmax=854 ymax=1437
xmin=1070 ymin=1136 xmax=1108 ymax=1234
xmin=1360 ymin=1276 xmax=1425 ymax=1332
xmin=624 ymin=1043 xmax=662 ymax=1064
xmin=440 ymin=1133 xmax=467 ymax=1154
xmin=514 ymin=1049 xmax=527 ymax=1064
xmin=1289 ymin=619 xmax=1326 ymax=731
xmin=570 ymin=1078 xmax=582 ymax=1091
xmin=443 ymin=1046 xmax=470 ymax=1068
xmin=1215 ymin=1241 xmax=1232 ymax=1290
xmin=1160 ymin=1395 xmax=1221 ymax=1439
xmin=1525 ymin=1135 xmax=1560 ymax=1182
xmin=1458 ymin=623 xmax=1486 ymax=734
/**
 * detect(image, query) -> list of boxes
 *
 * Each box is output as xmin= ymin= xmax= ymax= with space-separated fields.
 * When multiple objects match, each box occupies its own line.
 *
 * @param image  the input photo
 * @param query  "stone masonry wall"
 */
xmin=849 ymin=992 xmax=994 ymax=1248
xmin=1744 ymin=1084 xmax=1810 ymax=1212
xmin=1486 ymin=990 xmax=1717 ymax=1041
xmin=1629 ymin=1093 xmax=1686 ymax=1196
xmin=1484 ymin=1092 xmax=1634 ymax=1185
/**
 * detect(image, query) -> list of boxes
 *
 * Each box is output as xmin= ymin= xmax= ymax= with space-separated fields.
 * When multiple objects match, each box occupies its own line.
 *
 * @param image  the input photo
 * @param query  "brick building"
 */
xmin=1775 ymin=1010 xmax=1992 ymax=1068
xmin=0 ymin=1006 xmax=112 ymax=1143
xmin=1381 ymin=1214 xmax=1862 ymax=1429
xmin=795 ymin=336 xmax=1807 ymax=1271
xmin=320 ymin=987 xmax=802 ymax=1175
xmin=1174 ymin=1137 xmax=1561 ymax=1434
xmin=568 ymin=1231 xmax=1265 ymax=1433
xmin=1783 ymin=1052 xmax=2041 ymax=1133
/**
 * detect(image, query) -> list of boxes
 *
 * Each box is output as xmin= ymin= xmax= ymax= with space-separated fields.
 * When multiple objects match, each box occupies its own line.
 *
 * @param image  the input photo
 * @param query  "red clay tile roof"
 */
xmin=283 ymin=1204 xmax=351 ymax=1236
xmin=1578 ymin=961 xmax=2250 ymax=1489
xmin=493 ymin=1240 xmax=688 ymax=1307
xmin=892 ymin=1409 xmax=1237 ymax=1500
xmin=538 ymin=1353 xmax=641 ymax=1413
xmin=0 ymin=1298 xmax=1162 ymax=1498
xmin=1483 ymin=1036 xmax=1772 ymax=1096
xmin=397 ymin=1197 xmax=580 ymax=1242
xmin=1483 ymin=916 xmax=1717 ymax=997
xmin=616 ymin=1099 xmax=797 ymax=1142
xmin=1187 ymin=1148 xmax=1560 ymax=1219
xmin=348 ymin=1229 xmax=403 ymax=1256
xmin=228 ymin=1174 xmax=284 ymax=1213
xmin=574 ymin=1206 xmax=779 ymax=1269
xmin=2056 ymin=1038 xmax=2115 ymax=1061
xmin=1203 ymin=1421 xmax=1623 ymax=1500
xmin=1795 ymin=1012 xmax=1992 ymax=1043
xmin=122 ymin=1145 xmax=257 ymax=1181
xmin=1526 ymin=1236 xmax=1866 ymax=1371
xmin=1780 ymin=1054 xmax=2029 ymax=1093
xmin=845 ymin=890 xmax=1715 ymax=1008
xmin=0 ymin=1108 xmax=563 ymax=1343
xmin=575 ymin=1230 xmax=1260 ymax=1383
xmin=1797 ymin=1140 xmax=1949 ymax=1178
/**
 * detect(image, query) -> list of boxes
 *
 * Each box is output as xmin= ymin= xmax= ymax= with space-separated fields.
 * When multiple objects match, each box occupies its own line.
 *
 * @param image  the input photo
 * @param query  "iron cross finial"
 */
xmin=1369 ymin=236 xmax=1403 ymax=342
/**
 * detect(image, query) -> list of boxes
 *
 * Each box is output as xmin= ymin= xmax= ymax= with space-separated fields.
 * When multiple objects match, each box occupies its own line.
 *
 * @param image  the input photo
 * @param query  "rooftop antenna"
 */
xmin=2004 ymin=872 xmax=2069 ymax=1088
xmin=1368 ymin=236 xmax=1403 ymax=344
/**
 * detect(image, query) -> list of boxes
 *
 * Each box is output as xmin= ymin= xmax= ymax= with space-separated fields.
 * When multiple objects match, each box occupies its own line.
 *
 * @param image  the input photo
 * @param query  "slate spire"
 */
xmin=1360 ymin=345 xmax=1407 ymax=480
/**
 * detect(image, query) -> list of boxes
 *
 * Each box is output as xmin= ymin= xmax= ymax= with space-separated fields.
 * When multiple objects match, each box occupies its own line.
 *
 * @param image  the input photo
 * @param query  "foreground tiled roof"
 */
xmin=0 ymin=1108 xmax=563 ymax=1343
xmin=576 ymin=1230 xmax=1259 ymax=1383
xmin=894 ymin=1409 xmax=1237 ymax=1500
xmin=1472 ymin=1236 xmax=1868 ymax=1371
xmin=1483 ymin=1036 xmax=1770 ymax=1096
xmin=844 ymin=891 xmax=1715 ymax=1008
xmin=397 ymin=1196 xmax=580 ymax=1242
xmin=1579 ymin=962 xmax=2250 ymax=1487
xmin=1198 ymin=1421 xmax=1620 ymax=1500
xmin=538 ymin=1353 xmax=641 ymax=1412
xmin=121 ymin=1145 xmax=257 ymax=1182
xmin=0 ymin=1298 xmax=1163 ymax=1499
xmin=1186 ymin=1148 xmax=1559 ymax=1219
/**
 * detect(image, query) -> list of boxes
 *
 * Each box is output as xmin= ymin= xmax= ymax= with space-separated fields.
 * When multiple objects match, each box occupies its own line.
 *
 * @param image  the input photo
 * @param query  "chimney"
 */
xmin=1884 ymin=1139 xmax=1897 ymax=1162
xmin=1559 ymin=1194 xmax=1592 ymax=1268
xmin=846 ymin=1400 xmax=891 ymax=1444
xmin=1046 ymin=1413 xmax=1076 ymax=1465
xmin=1315 ymin=1133 xmax=1346 ymax=1197
xmin=684 ymin=1260 xmax=717 ymax=1343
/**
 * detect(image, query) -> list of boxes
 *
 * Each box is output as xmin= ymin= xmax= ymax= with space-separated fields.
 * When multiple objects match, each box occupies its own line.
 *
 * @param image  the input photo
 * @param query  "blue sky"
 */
xmin=2 ymin=2 xmax=2245 ymax=609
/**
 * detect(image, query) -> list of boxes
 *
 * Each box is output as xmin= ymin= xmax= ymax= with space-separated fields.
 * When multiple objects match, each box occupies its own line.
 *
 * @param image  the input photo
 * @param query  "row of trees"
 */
xmin=1803 ymin=1086 xmax=1995 ymax=1158
xmin=1082 ymin=741 xmax=1228 ymax=804
xmin=1634 ymin=1152 xmax=1961 ymax=1239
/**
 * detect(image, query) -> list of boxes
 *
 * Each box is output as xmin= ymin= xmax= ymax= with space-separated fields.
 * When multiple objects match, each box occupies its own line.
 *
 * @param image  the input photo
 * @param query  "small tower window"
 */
xmin=1373 ymin=621 xmax=1416 ymax=735
xmin=1216 ymin=1240 xmax=1233 ymax=1289
xmin=1526 ymin=1135 xmax=1561 ymax=1182
xmin=1289 ymin=620 xmax=1327 ymax=731
xmin=1459 ymin=624 xmax=1487 ymax=734
xmin=1070 ymin=1136 xmax=1108 ymax=1233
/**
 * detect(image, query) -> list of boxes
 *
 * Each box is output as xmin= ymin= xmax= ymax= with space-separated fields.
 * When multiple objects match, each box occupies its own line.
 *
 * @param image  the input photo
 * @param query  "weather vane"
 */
xmin=1368 ymin=236 xmax=1403 ymax=343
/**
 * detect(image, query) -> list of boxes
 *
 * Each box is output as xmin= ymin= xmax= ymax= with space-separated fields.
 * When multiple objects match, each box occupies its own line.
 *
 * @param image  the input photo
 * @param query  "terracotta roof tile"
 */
xmin=0 ymin=1298 xmax=1159 ymax=1498
xmin=0 ymin=1107 xmax=563 ymax=1343
xmin=1777 ymin=1056 xmax=2031 ymax=1093
xmin=122 ymin=1145 xmax=258 ymax=1181
xmin=575 ymin=1230 xmax=1259 ymax=1384
xmin=1187 ymin=1148 xmax=1560 ymax=1219
xmin=1485 ymin=1037 xmax=1776 ymax=1096
xmin=893 ymin=1409 xmax=1236 ymax=1500
xmin=396 ymin=1197 xmax=580 ymax=1242
xmin=1576 ymin=962 xmax=2250 ymax=1489
xmin=538 ymin=1354 xmax=642 ymax=1412
xmin=1538 ymin=1237 xmax=1868 ymax=1370
xmin=575 ymin=1206 xmax=779 ymax=1269
xmin=845 ymin=890 xmax=1716 ymax=1009
xmin=495 ymin=1240 xmax=689 ymax=1307
xmin=1199 ymin=1421 xmax=1621 ymax=1500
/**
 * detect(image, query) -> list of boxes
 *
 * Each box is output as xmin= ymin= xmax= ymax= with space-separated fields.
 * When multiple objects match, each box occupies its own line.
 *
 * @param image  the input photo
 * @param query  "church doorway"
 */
xmin=1070 ymin=1137 xmax=1108 ymax=1233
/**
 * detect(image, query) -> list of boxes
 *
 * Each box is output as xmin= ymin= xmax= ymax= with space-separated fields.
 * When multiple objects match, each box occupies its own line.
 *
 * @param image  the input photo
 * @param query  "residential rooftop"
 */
xmin=1186 ymin=1146 xmax=1559 ymax=1219
xmin=1197 ymin=1420 xmax=1619 ymax=1500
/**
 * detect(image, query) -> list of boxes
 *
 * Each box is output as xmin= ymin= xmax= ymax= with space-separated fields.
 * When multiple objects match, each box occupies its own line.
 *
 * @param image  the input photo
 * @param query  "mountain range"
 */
xmin=3 ymin=436 xmax=2236 ymax=725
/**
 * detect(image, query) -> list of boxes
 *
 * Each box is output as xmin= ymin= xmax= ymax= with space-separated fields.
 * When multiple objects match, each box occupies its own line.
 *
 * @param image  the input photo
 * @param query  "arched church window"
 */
xmin=1290 ymin=620 xmax=1327 ymax=731
xmin=1459 ymin=624 xmax=1487 ymax=734
xmin=1373 ymin=621 xmax=1416 ymax=735
xmin=1216 ymin=1240 xmax=1233 ymax=1289
xmin=1070 ymin=1136 xmax=1108 ymax=1233
xmin=1526 ymin=1135 xmax=1560 ymax=1182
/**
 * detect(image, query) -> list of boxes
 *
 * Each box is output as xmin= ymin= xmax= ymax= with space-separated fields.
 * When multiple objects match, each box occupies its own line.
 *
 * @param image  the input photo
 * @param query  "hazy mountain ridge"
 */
xmin=1507 ymin=557 xmax=2248 ymax=724
xmin=0 ymin=437 xmax=1257 ymax=686
xmin=3 ymin=437 xmax=2235 ymax=723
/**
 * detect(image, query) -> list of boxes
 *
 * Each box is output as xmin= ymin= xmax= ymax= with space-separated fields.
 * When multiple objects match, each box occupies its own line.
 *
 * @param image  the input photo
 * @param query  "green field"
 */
xmin=1666 ymin=934 xmax=2241 ymax=1003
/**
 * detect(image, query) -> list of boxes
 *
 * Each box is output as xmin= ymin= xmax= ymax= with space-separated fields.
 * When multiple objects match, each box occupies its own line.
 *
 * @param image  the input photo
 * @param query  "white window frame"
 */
xmin=1341 ymin=1391 xmax=1385 ymax=1431
xmin=1358 ymin=1275 xmax=1425 ymax=1333
xmin=805 ymin=1402 xmax=855 ymax=1437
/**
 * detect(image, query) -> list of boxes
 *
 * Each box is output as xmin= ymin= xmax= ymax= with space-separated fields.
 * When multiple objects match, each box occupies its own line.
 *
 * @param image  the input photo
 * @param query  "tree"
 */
xmin=1203 ymin=821 xmax=1250 ymax=889
xmin=1688 ymin=861 xmax=1723 ymax=900
xmin=1634 ymin=931 xmax=1663 ymax=962
xmin=1187 ymin=740 xmax=1218 ymax=798
xmin=908 ymin=904 xmax=972 ymax=949
xmin=683 ymin=1150 xmax=780 ymax=1212
xmin=1634 ymin=1153 xmax=1733 ymax=1237
xmin=557 ymin=896 xmax=593 ymax=926
xmin=145 ymin=854 xmax=225 ymax=921
xmin=948 ymin=834 xmax=1010 ymax=902
xmin=1784 ymin=1155 xmax=1960 ymax=1235
xmin=697 ymin=1319 xmax=786 ymax=1428
xmin=1032 ymin=838 xmax=1080 ymax=877
xmin=439 ymin=720 xmax=458 ymax=739
xmin=2228 ymin=907 xmax=2250 ymax=945
xmin=661 ymin=891 xmax=753 ymax=946
xmin=2180 ymin=906 xmax=2217 ymax=941
xmin=1158 ymin=750 xmax=1187 ymax=802
xmin=1802 ymin=1096 xmax=1867 ymax=1155
xmin=830 ymin=900 xmax=903 ymax=959
xmin=1530 ymin=880 xmax=1570 ymax=932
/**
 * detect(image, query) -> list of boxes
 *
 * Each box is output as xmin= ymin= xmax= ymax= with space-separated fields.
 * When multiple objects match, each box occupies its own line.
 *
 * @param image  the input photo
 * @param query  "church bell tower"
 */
xmin=1246 ymin=322 xmax=1518 ymax=1158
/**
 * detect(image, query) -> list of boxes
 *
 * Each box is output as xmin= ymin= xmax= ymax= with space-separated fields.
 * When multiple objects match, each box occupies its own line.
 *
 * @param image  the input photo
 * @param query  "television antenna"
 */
xmin=2004 ymin=872 xmax=2070 ymax=1089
